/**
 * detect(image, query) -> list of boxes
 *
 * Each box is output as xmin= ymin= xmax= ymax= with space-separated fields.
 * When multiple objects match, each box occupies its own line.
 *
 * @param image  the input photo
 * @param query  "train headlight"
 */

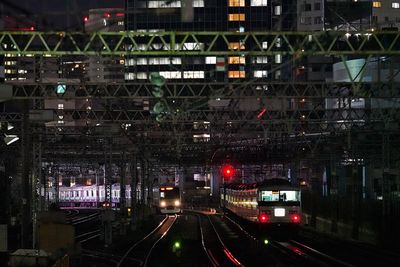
xmin=160 ymin=201 xmax=166 ymax=207
xmin=174 ymin=200 xmax=180 ymax=206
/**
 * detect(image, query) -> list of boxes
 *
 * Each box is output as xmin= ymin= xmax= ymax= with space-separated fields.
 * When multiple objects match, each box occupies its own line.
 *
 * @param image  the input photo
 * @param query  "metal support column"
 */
xmin=54 ymin=169 xmax=59 ymax=206
xmin=104 ymin=139 xmax=112 ymax=206
xmin=21 ymin=100 xmax=31 ymax=248
xmin=119 ymin=151 xmax=126 ymax=213
xmin=32 ymin=138 xmax=42 ymax=249
xmin=130 ymin=154 xmax=138 ymax=223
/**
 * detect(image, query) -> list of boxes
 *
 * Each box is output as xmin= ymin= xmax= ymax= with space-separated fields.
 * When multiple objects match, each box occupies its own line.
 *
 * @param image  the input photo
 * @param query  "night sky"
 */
xmin=0 ymin=0 xmax=125 ymax=30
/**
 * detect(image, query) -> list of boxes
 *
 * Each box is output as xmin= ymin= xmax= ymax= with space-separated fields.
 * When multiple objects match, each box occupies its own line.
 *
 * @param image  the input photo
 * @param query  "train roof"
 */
xmin=225 ymin=178 xmax=297 ymax=190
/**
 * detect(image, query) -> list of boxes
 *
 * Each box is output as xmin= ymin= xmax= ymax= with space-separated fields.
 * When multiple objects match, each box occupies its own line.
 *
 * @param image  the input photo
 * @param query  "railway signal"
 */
xmin=222 ymin=164 xmax=234 ymax=180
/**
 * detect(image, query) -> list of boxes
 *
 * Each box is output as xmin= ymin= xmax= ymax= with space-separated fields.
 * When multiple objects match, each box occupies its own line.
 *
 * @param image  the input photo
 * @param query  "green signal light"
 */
xmin=56 ymin=84 xmax=66 ymax=94
xmin=264 ymin=239 xmax=269 ymax=245
xmin=174 ymin=241 xmax=181 ymax=249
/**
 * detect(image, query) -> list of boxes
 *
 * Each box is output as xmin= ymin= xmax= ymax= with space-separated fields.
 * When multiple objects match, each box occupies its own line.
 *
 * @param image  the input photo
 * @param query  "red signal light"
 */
xmin=222 ymin=165 xmax=234 ymax=178
xmin=291 ymin=214 xmax=301 ymax=223
xmin=258 ymin=213 xmax=269 ymax=223
xmin=84 ymin=16 xmax=89 ymax=22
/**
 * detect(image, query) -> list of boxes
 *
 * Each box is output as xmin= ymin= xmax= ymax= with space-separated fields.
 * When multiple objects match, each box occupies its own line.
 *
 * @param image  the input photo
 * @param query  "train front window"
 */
xmin=160 ymin=188 xmax=180 ymax=199
xmin=260 ymin=190 xmax=300 ymax=202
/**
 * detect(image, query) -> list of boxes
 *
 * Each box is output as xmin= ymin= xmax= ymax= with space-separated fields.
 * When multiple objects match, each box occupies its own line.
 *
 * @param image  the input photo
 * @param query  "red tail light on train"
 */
xmin=291 ymin=214 xmax=301 ymax=223
xmin=258 ymin=213 xmax=269 ymax=223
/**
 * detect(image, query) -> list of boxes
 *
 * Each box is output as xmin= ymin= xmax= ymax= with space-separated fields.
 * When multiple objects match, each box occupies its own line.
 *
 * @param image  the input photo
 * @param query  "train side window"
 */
xmin=280 ymin=190 xmax=300 ymax=201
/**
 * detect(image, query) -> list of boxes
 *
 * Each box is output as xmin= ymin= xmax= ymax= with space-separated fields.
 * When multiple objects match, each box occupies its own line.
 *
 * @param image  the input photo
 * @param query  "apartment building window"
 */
xmin=137 ymin=72 xmax=148 ymax=79
xmin=206 ymin=57 xmax=216 ymax=64
xmin=254 ymin=70 xmax=268 ymax=78
xmin=183 ymin=71 xmax=205 ymax=79
xmin=228 ymin=42 xmax=245 ymax=50
xmin=253 ymin=56 xmax=268 ymax=63
xmin=274 ymin=5 xmax=281 ymax=15
xmin=228 ymin=71 xmax=245 ymax=78
xmin=193 ymin=0 xmax=205 ymax=7
xmin=300 ymin=17 xmax=312 ymax=25
xmin=251 ymin=0 xmax=268 ymax=6
xmin=262 ymin=41 xmax=268 ymax=49
xmin=148 ymin=1 xmax=181 ymax=8
xmin=159 ymin=71 xmax=181 ymax=79
xmin=393 ymin=2 xmax=400 ymax=8
xmin=314 ymin=2 xmax=321 ymax=10
xmin=373 ymin=1 xmax=381 ymax=8
xmin=314 ymin=16 xmax=323 ymax=24
xmin=229 ymin=0 xmax=245 ymax=7
xmin=228 ymin=56 xmax=246 ymax=64
xmin=275 ymin=54 xmax=282 ymax=64
xmin=228 ymin=13 xmax=246 ymax=21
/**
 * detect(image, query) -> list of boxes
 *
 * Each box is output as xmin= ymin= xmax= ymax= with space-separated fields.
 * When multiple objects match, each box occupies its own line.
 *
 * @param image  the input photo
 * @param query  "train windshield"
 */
xmin=260 ymin=190 xmax=300 ymax=202
xmin=160 ymin=187 xmax=180 ymax=199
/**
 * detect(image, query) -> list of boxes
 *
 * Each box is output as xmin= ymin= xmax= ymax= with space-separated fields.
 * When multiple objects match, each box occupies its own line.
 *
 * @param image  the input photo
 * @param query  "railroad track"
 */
xmin=76 ymin=229 xmax=101 ymax=243
xmin=223 ymin=214 xmax=356 ymax=266
xmin=117 ymin=215 xmax=177 ymax=267
xmin=71 ymin=212 xmax=100 ymax=225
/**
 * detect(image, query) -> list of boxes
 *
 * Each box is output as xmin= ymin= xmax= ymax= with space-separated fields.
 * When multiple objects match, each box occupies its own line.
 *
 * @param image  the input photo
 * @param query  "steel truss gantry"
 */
xmin=1 ymin=31 xmax=400 ymax=56
xmin=7 ymin=81 xmax=400 ymax=99
xmin=1 ymin=30 xmax=400 ymax=164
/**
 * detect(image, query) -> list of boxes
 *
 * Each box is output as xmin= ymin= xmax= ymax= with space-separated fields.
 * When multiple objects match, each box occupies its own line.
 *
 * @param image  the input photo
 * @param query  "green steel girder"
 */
xmin=8 ymin=81 xmax=400 ymax=99
xmin=1 ymin=31 xmax=400 ymax=56
xmin=0 ymin=113 xmax=23 ymax=121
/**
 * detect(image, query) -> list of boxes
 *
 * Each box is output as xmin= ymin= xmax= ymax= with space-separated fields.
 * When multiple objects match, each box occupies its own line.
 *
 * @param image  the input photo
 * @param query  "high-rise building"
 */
xmin=125 ymin=0 xmax=297 ymax=83
xmin=84 ymin=8 xmax=125 ymax=83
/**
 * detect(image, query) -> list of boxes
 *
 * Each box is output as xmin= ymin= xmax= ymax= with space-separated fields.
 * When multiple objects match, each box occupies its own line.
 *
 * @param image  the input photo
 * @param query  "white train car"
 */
xmin=222 ymin=178 xmax=302 ymax=230
xmin=56 ymin=184 xmax=143 ymax=208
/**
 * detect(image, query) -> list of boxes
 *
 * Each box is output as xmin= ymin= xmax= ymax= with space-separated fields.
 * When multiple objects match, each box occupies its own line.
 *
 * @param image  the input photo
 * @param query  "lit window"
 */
xmin=228 ymin=13 xmax=246 ymax=21
xmin=159 ymin=71 xmax=181 ymax=79
xmin=253 ymin=56 xmax=268 ymax=63
xmin=228 ymin=42 xmax=245 ymax=50
xmin=274 ymin=5 xmax=281 ymax=15
xmin=373 ymin=1 xmax=381 ymax=8
xmin=58 ymin=104 xmax=64 ymax=110
xmin=393 ymin=2 xmax=400 ymax=8
xmin=228 ymin=71 xmax=245 ymax=78
xmin=182 ymin=42 xmax=204 ymax=50
xmin=275 ymin=70 xmax=281 ymax=79
xmin=137 ymin=72 xmax=148 ymax=79
xmin=193 ymin=0 xmax=205 ymax=7
xmin=125 ymin=73 xmax=135 ymax=80
xmin=229 ymin=0 xmax=245 ymax=7
xmin=228 ymin=56 xmax=246 ymax=64
xmin=118 ymin=21 xmax=124 ymax=26
xmin=254 ymin=70 xmax=268 ymax=78
xmin=148 ymin=0 xmax=181 ymax=8
xmin=183 ymin=71 xmax=205 ymax=79
xmin=206 ymin=56 xmax=216 ymax=64
xmin=251 ymin=0 xmax=268 ymax=6
xmin=275 ymin=54 xmax=282 ymax=64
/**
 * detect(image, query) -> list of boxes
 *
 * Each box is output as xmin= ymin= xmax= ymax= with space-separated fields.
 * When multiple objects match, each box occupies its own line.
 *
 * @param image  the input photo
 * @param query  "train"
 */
xmin=57 ymin=184 xmax=138 ymax=208
xmin=221 ymin=178 xmax=302 ymax=232
xmin=157 ymin=186 xmax=182 ymax=214
xmin=54 ymin=184 xmax=182 ymax=214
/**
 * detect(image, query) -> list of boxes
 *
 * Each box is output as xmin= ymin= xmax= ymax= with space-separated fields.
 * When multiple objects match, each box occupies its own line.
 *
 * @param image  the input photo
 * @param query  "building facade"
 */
xmin=84 ymin=8 xmax=125 ymax=83
xmin=125 ymin=0 xmax=296 ymax=83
